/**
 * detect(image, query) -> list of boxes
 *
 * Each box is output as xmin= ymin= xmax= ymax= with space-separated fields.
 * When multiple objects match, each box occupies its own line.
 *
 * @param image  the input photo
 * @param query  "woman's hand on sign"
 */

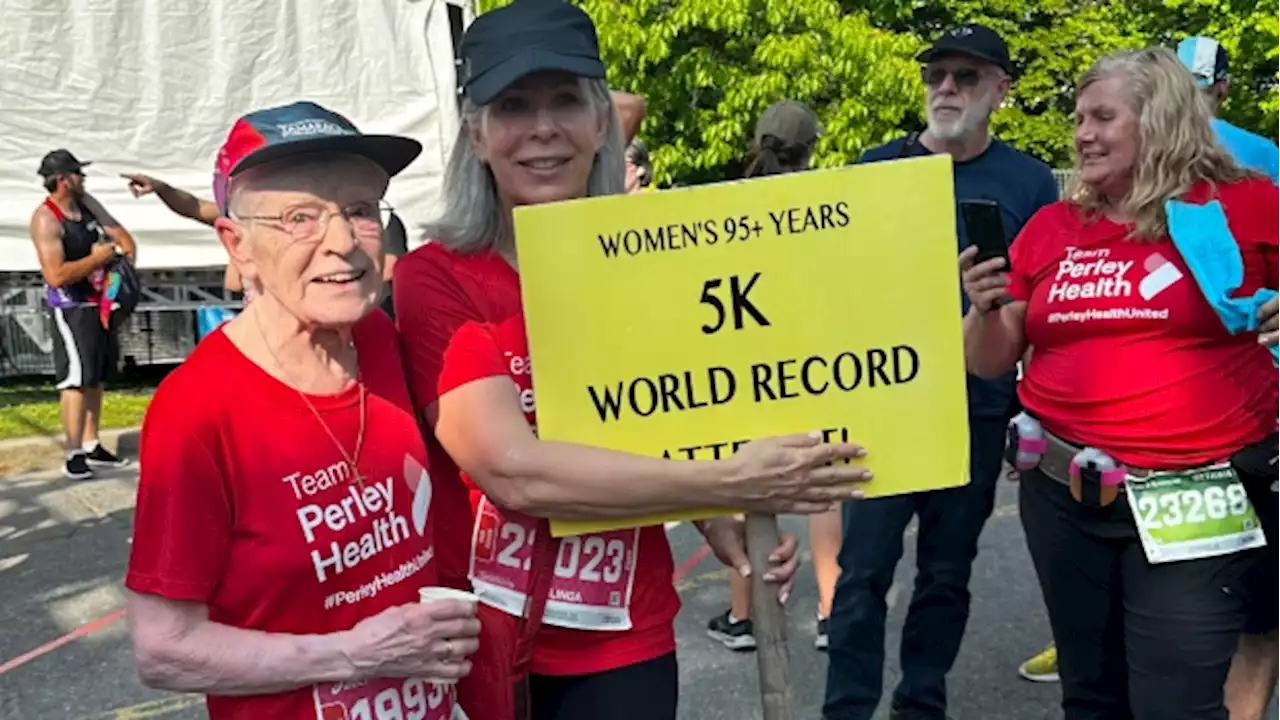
xmin=959 ymin=246 xmax=1010 ymax=314
xmin=724 ymin=432 xmax=871 ymax=514
xmin=343 ymin=600 xmax=480 ymax=684
xmin=697 ymin=517 xmax=801 ymax=604
xmin=1257 ymin=296 xmax=1278 ymax=346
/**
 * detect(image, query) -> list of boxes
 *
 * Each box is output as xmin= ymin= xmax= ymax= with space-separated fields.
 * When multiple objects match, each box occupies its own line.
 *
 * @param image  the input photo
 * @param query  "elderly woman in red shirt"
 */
xmin=961 ymin=47 xmax=1277 ymax=720
xmin=124 ymin=102 xmax=481 ymax=720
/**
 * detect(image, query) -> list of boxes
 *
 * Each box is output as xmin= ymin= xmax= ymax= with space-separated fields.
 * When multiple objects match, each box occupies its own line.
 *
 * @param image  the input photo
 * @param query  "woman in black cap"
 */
xmin=393 ymin=2 xmax=873 ymax=720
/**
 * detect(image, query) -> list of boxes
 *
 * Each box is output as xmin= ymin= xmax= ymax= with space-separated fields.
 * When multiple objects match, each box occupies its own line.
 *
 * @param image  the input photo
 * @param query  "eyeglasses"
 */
xmin=922 ymin=66 xmax=984 ymax=89
xmin=234 ymin=200 xmax=393 ymax=243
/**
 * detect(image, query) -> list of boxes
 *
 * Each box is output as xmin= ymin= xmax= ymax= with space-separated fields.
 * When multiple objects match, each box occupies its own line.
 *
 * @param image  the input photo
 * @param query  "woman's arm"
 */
xmin=127 ymin=592 xmax=480 ymax=695
xmin=127 ymin=592 xmax=356 ymax=695
xmin=429 ymin=377 xmax=866 ymax=520
xmin=963 ymin=301 xmax=1029 ymax=379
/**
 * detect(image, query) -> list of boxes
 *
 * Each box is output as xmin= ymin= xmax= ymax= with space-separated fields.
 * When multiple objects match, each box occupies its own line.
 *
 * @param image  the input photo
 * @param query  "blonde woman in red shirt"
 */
xmin=393 ymin=3 xmax=872 ymax=720
xmin=961 ymin=47 xmax=1278 ymax=720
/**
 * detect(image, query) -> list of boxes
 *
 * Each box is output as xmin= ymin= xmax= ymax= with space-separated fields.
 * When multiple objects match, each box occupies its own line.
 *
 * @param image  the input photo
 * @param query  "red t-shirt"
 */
xmin=394 ymin=242 xmax=679 ymax=679
xmin=126 ymin=311 xmax=459 ymax=720
xmin=1009 ymin=178 xmax=1279 ymax=468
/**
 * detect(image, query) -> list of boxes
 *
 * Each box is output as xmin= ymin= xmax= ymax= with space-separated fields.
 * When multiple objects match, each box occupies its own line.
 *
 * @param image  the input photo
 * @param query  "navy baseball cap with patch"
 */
xmin=212 ymin=100 xmax=421 ymax=213
xmin=459 ymin=0 xmax=606 ymax=106
xmin=1177 ymin=36 xmax=1230 ymax=88
xmin=917 ymin=24 xmax=1012 ymax=74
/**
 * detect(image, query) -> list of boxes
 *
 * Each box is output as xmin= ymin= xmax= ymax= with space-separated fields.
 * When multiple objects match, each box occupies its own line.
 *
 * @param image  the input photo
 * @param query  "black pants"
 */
xmin=823 ymin=417 xmax=1007 ymax=720
xmin=1020 ymin=468 xmax=1257 ymax=720
xmin=529 ymin=652 xmax=678 ymax=720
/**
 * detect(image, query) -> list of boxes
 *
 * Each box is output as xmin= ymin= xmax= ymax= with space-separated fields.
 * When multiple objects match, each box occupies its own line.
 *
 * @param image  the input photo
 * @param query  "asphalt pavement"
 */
xmin=0 ymin=466 xmax=1274 ymax=720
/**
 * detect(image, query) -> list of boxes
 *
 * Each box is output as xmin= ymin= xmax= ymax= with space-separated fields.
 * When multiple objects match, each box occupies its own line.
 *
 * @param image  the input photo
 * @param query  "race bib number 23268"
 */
xmin=1125 ymin=463 xmax=1266 ymax=564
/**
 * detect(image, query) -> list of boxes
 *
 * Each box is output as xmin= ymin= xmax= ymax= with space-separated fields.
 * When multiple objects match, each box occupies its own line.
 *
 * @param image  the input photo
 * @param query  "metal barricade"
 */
xmin=0 ymin=269 xmax=241 ymax=379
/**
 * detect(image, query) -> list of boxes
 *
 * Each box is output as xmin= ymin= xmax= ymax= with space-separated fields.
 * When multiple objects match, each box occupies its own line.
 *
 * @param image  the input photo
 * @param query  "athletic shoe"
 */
xmin=815 ymin=616 xmax=829 ymax=650
xmin=86 ymin=443 xmax=129 ymax=468
xmin=706 ymin=610 xmax=756 ymax=651
xmin=64 ymin=452 xmax=93 ymax=480
xmin=1018 ymin=643 xmax=1060 ymax=683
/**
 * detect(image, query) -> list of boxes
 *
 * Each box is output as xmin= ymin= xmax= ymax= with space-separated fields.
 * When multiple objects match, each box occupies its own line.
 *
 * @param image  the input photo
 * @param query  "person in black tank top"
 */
xmin=29 ymin=149 xmax=138 ymax=480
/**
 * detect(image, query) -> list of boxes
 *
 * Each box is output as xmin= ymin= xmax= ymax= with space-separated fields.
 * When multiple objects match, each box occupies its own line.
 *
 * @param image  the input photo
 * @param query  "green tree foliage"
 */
xmin=475 ymin=0 xmax=1277 ymax=182
xmin=1119 ymin=0 xmax=1278 ymax=142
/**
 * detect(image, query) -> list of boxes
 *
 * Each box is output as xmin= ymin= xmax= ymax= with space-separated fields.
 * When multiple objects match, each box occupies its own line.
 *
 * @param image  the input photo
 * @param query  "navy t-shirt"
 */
xmin=858 ymin=136 xmax=1059 ymax=419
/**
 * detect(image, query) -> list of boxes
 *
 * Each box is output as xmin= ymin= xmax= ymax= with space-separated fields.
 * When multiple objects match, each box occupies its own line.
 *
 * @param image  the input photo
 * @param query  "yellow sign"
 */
xmin=514 ymin=155 xmax=970 ymax=537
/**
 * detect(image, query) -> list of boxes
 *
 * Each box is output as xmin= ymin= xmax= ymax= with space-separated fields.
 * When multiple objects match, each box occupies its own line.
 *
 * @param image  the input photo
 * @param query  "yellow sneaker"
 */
xmin=1018 ymin=643 xmax=1059 ymax=683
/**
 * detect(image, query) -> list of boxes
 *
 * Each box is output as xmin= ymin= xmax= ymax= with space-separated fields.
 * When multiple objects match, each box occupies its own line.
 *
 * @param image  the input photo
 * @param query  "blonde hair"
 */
xmin=1070 ymin=47 xmax=1250 ymax=240
xmin=425 ymin=78 xmax=626 ymax=255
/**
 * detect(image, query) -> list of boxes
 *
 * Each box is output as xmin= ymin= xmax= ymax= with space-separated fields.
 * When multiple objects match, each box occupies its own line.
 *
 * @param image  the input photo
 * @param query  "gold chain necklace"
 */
xmin=253 ymin=310 xmax=367 ymax=488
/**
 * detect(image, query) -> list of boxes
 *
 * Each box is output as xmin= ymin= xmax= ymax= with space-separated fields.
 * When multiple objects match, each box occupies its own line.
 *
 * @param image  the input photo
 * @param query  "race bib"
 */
xmin=314 ymin=676 xmax=457 ymax=720
xmin=469 ymin=497 xmax=639 ymax=631
xmin=1125 ymin=463 xmax=1267 ymax=564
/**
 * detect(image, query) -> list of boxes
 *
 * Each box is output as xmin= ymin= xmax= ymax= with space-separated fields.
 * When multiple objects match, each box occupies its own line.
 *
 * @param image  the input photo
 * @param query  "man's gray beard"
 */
xmin=926 ymin=95 xmax=994 ymax=143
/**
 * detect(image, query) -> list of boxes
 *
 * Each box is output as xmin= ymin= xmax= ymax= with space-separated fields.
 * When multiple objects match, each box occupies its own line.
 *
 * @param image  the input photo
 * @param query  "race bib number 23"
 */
xmin=1125 ymin=463 xmax=1266 ymax=564
xmin=469 ymin=498 xmax=639 ymax=631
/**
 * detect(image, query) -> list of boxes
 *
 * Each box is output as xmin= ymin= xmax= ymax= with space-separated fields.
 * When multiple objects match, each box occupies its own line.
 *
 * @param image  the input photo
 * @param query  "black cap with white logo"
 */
xmin=916 ymin=24 xmax=1012 ymax=74
xmin=459 ymin=0 xmax=606 ymax=106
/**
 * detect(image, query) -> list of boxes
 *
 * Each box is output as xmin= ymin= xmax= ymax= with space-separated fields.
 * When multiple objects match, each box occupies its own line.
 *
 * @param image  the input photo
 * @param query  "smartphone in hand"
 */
xmin=960 ymin=199 xmax=1009 ymax=267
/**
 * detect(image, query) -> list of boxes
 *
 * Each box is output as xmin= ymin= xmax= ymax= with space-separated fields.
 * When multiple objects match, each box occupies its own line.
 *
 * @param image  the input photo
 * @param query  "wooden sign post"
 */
xmin=747 ymin=513 xmax=795 ymax=720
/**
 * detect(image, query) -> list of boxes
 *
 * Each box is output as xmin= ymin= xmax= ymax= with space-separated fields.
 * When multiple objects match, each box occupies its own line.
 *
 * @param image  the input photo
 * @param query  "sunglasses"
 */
xmin=921 ymin=66 xmax=984 ymax=89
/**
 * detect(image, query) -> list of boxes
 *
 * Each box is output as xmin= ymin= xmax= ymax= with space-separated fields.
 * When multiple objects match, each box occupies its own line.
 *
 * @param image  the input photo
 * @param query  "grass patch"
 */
xmin=0 ymin=367 xmax=171 ymax=441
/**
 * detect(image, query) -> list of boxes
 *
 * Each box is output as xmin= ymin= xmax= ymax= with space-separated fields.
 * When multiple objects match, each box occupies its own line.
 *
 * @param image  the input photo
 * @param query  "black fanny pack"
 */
xmin=1231 ymin=431 xmax=1277 ymax=489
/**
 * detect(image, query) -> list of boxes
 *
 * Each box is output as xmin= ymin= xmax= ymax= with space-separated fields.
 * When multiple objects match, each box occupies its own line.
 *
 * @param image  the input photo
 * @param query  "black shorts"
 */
xmin=49 ymin=306 xmax=118 ymax=390
xmin=529 ymin=652 xmax=678 ymax=720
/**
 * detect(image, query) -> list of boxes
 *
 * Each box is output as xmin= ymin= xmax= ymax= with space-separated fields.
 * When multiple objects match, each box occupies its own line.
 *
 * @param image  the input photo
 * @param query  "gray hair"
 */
xmin=425 ymin=78 xmax=626 ymax=255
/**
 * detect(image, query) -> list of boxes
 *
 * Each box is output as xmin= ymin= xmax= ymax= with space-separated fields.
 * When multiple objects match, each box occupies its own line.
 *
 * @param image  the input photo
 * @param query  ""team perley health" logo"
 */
xmin=1047 ymin=247 xmax=1184 ymax=303
xmin=284 ymin=455 xmax=433 ymax=583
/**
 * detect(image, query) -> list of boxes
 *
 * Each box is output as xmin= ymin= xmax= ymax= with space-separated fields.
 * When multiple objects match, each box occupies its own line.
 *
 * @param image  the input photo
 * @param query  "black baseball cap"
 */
xmin=38 ymin=149 xmax=91 ymax=178
xmin=755 ymin=101 xmax=823 ymax=148
xmin=916 ymin=24 xmax=1012 ymax=74
xmin=459 ymin=0 xmax=606 ymax=106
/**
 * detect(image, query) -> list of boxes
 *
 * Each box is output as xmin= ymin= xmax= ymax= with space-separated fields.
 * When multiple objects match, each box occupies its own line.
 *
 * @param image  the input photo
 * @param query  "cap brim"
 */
xmin=468 ymin=49 xmax=606 ymax=106
xmin=228 ymin=135 xmax=423 ymax=179
xmin=39 ymin=160 xmax=92 ymax=177
xmin=916 ymin=47 xmax=1009 ymax=72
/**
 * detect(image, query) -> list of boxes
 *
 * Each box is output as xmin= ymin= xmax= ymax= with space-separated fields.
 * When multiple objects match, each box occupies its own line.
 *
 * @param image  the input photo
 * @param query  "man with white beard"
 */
xmin=823 ymin=24 xmax=1058 ymax=720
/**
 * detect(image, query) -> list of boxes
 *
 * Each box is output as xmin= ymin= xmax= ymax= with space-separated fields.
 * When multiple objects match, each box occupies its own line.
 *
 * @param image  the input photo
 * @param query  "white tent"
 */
xmin=0 ymin=0 xmax=467 ymax=272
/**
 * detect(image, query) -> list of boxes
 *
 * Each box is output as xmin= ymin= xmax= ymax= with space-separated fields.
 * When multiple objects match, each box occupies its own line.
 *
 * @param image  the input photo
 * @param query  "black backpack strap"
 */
xmin=896 ymin=131 xmax=922 ymax=159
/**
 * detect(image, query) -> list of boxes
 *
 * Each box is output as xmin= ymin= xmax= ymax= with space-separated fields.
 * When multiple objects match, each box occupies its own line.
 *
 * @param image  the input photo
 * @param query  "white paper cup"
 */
xmin=418 ymin=586 xmax=479 ymax=605
xmin=418 ymin=587 xmax=479 ymax=686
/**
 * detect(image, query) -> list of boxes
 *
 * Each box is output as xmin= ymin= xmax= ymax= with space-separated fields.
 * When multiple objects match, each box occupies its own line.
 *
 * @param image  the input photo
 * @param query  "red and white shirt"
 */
xmin=394 ymin=242 xmax=679 ymax=680
xmin=126 ymin=311 xmax=458 ymax=720
xmin=1009 ymin=178 xmax=1279 ymax=468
